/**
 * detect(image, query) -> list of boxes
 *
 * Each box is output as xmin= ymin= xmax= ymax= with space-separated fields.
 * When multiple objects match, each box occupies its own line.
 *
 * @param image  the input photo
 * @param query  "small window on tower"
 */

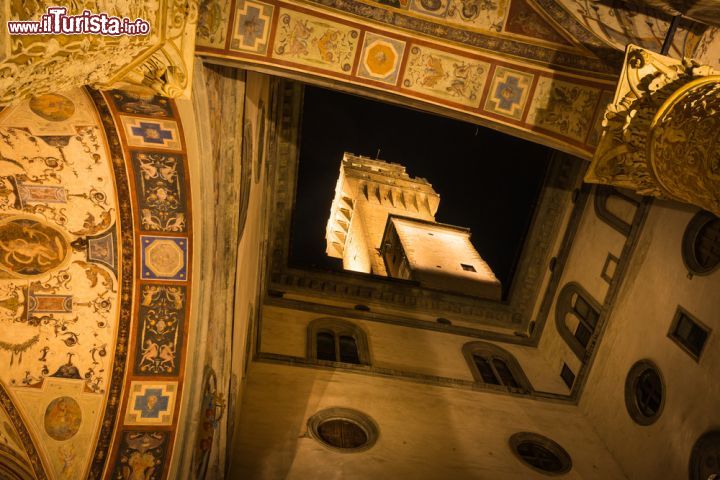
xmin=461 ymin=263 xmax=476 ymax=272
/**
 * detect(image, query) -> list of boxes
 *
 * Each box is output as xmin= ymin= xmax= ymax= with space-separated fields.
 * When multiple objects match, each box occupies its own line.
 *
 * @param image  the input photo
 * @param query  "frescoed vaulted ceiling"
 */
xmin=0 ymin=1 xmax=718 ymax=478
xmin=555 ymin=0 xmax=720 ymax=64
xmin=194 ymin=0 xmax=720 ymax=159
xmin=0 ymin=87 xmax=193 ymax=479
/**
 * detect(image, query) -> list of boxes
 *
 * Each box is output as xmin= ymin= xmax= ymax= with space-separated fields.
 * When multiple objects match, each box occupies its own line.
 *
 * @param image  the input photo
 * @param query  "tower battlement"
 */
xmin=325 ymin=153 xmax=501 ymax=299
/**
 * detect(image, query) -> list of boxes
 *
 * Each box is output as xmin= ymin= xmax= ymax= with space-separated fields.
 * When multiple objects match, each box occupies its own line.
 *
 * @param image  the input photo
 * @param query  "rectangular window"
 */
xmin=473 ymin=356 xmax=499 ymax=385
xmin=669 ymin=307 xmax=710 ymax=360
xmin=339 ymin=335 xmax=360 ymax=364
xmin=317 ymin=331 xmax=336 ymax=361
xmin=574 ymin=323 xmax=592 ymax=348
xmin=561 ymin=363 xmax=575 ymax=389
xmin=461 ymin=263 xmax=476 ymax=272
xmin=574 ymin=296 xmax=590 ymax=318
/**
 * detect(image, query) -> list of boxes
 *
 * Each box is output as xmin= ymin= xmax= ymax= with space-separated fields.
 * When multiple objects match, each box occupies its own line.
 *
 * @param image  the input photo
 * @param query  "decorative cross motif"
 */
xmin=133 ymin=388 xmax=170 ymax=419
xmin=131 ymin=122 xmax=175 ymax=145
xmin=494 ymin=76 xmax=523 ymax=110
xmin=238 ymin=6 xmax=267 ymax=48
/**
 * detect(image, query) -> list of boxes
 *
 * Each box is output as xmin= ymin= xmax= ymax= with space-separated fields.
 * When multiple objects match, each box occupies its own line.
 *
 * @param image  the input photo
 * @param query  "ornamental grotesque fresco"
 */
xmin=0 ymin=85 xmax=193 ymax=479
xmin=0 ymin=87 xmax=121 ymax=479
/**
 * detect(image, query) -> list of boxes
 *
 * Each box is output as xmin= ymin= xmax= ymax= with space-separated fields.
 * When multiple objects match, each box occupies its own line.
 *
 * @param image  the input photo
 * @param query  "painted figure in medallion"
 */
xmin=0 ymin=218 xmax=70 ymax=277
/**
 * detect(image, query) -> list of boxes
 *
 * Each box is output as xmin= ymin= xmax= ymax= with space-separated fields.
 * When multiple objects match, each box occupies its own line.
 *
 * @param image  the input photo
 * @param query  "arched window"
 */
xmin=307 ymin=318 xmax=370 ymax=365
xmin=463 ymin=341 xmax=532 ymax=393
xmin=594 ymin=185 xmax=639 ymax=236
xmin=556 ymin=283 xmax=602 ymax=362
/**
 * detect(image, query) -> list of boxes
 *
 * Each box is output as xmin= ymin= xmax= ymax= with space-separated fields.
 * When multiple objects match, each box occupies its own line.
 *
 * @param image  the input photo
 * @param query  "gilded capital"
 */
xmin=586 ymin=45 xmax=720 ymax=215
xmin=0 ymin=0 xmax=197 ymax=105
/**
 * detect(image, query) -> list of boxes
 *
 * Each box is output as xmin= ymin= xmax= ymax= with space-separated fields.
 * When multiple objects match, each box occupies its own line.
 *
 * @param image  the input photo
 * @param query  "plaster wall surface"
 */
xmin=579 ymin=201 xmax=720 ymax=480
xmin=538 ymin=188 xmax=631 ymax=384
xmin=227 ymin=70 xmax=275 ymax=453
xmin=261 ymin=306 xmax=571 ymax=395
xmin=279 ymin=290 xmax=521 ymax=333
xmin=232 ymin=361 xmax=628 ymax=479
xmin=177 ymin=65 xmax=275 ymax=479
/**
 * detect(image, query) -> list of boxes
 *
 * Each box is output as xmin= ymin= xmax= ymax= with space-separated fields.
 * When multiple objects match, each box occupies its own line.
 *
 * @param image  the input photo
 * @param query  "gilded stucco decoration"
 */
xmin=586 ymin=45 xmax=720 ymax=216
xmin=0 ymin=0 xmax=198 ymax=106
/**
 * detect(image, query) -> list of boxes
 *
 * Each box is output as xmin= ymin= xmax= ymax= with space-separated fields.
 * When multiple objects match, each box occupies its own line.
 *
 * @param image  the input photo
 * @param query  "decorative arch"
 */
xmin=462 ymin=341 xmax=533 ymax=394
xmin=555 ymin=282 xmax=602 ymax=362
xmin=594 ymin=185 xmax=639 ymax=236
xmin=0 ymin=87 xmax=194 ymax=477
xmin=307 ymin=318 xmax=371 ymax=365
xmin=0 ymin=381 xmax=47 ymax=480
xmin=194 ymin=0 xmax=620 ymax=161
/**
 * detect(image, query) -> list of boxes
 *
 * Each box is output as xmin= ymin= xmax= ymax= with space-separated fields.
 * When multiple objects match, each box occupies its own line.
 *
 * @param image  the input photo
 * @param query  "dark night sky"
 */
xmin=290 ymin=85 xmax=552 ymax=294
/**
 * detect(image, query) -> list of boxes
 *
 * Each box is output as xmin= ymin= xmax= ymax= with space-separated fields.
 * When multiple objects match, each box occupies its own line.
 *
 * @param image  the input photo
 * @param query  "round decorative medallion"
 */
xmin=0 ymin=217 xmax=71 ymax=278
xmin=44 ymin=396 xmax=82 ymax=441
xmin=624 ymin=359 xmax=665 ymax=426
xmin=29 ymin=94 xmax=75 ymax=122
xmin=307 ymin=408 xmax=378 ymax=453
xmin=365 ymin=42 xmax=397 ymax=78
xmin=509 ymin=432 xmax=572 ymax=476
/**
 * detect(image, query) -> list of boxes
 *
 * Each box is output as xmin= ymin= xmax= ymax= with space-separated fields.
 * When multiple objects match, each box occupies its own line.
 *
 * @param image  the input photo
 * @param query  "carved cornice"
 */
xmin=585 ymin=45 xmax=720 ymax=215
xmin=0 ymin=0 xmax=198 ymax=105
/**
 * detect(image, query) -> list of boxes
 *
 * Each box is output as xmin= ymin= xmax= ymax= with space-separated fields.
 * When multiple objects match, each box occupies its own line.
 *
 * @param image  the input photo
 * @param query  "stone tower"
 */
xmin=325 ymin=153 xmax=501 ymax=299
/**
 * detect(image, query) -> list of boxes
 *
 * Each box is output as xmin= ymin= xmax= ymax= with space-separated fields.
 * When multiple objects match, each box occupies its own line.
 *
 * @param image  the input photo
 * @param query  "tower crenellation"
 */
xmin=326 ymin=152 xmax=501 ymax=299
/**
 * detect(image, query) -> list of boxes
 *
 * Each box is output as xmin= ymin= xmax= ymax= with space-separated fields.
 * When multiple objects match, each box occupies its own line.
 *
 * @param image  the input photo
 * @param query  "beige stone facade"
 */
xmin=0 ymin=0 xmax=719 ymax=479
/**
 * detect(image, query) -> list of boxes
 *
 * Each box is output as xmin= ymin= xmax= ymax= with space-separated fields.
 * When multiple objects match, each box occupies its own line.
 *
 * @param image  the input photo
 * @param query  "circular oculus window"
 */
xmin=682 ymin=211 xmax=720 ymax=276
xmin=307 ymin=408 xmax=378 ymax=453
xmin=509 ymin=432 xmax=572 ymax=476
xmin=690 ymin=430 xmax=720 ymax=480
xmin=624 ymin=360 xmax=665 ymax=426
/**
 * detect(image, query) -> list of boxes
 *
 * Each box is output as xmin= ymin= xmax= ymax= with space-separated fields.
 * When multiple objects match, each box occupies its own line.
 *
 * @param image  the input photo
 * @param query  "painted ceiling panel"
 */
xmin=548 ymin=0 xmax=720 ymax=69
xmin=195 ymin=0 xmax=720 ymax=158
xmin=0 ymin=88 xmax=119 ymax=479
xmin=196 ymin=0 xmax=620 ymax=159
xmin=0 ymin=87 xmax=194 ymax=479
